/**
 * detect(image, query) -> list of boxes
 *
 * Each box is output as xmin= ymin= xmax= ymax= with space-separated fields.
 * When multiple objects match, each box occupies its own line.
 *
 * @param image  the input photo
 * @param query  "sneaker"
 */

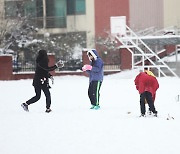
xmin=148 ymin=109 xmax=152 ymax=115
xmin=139 ymin=114 xmax=146 ymax=117
xmin=153 ymin=111 xmax=158 ymax=117
xmin=153 ymin=113 xmax=158 ymax=117
xmin=90 ymin=105 xmax=95 ymax=109
xmin=21 ymin=103 xmax=29 ymax=112
xmin=45 ymin=108 xmax=52 ymax=113
xmin=93 ymin=105 xmax=100 ymax=110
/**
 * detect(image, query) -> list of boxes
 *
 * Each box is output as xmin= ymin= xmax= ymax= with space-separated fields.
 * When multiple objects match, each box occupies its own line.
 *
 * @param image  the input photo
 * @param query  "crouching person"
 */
xmin=82 ymin=49 xmax=104 ymax=110
xmin=134 ymin=69 xmax=159 ymax=117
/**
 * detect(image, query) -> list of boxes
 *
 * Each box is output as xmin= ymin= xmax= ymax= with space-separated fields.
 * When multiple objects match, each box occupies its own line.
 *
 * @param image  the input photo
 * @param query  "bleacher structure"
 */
xmin=115 ymin=25 xmax=180 ymax=77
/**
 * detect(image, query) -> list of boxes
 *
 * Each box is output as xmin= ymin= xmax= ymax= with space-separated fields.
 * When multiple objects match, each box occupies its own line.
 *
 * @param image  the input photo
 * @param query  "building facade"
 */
xmin=0 ymin=0 xmax=180 ymax=73
xmin=0 ymin=0 xmax=95 ymax=48
xmin=129 ymin=0 xmax=180 ymax=31
xmin=1 ymin=0 xmax=180 ymax=46
xmin=164 ymin=0 xmax=180 ymax=28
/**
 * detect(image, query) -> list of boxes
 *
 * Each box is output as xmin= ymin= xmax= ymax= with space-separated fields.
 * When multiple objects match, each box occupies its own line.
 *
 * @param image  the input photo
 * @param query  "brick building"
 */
xmin=0 ymin=0 xmax=180 ymax=80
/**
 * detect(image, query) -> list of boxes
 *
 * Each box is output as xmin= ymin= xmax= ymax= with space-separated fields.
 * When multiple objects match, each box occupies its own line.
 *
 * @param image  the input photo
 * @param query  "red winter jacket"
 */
xmin=134 ymin=72 xmax=159 ymax=101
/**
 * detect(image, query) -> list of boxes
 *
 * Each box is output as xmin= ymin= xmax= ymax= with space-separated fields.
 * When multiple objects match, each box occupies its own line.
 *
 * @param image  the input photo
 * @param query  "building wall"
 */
xmin=0 ymin=55 xmax=12 ymax=80
xmin=39 ymin=0 xmax=95 ymax=49
xmin=129 ymin=0 xmax=164 ymax=31
xmin=0 ymin=0 xmax=4 ymax=18
xmin=164 ymin=0 xmax=180 ymax=28
xmin=94 ymin=0 xmax=129 ymax=37
xmin=84 ymin=0 xmax=95 ymax=48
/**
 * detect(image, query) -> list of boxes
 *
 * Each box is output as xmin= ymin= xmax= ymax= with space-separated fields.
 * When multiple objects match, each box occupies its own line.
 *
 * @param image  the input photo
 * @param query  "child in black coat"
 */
xmin=21 ymin=50 xmax=62 ymax=113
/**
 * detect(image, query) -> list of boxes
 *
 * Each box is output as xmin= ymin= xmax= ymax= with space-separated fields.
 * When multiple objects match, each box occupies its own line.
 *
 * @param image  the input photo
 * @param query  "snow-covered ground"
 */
xmin=0 ymin=69 xmax=180 ymax=154
xmin=162 ymin=53 xmax=180 ymax=62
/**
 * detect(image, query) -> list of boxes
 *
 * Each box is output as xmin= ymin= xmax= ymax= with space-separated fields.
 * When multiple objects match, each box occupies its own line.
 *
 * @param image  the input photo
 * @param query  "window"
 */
xmin=67 ymin=0 xmax=86 ymax=15
xmin=24 ymin=1 xmax=38 ymax=18
xmin=4 ymin=0 xmax=67 ymax=28
xmin=46 ymin=0 xmax=66 ymax=28
xmin=5 ymin=1 xmax=24 ymax=18
xmin=24 ymin=0 xmax=43 ymax=28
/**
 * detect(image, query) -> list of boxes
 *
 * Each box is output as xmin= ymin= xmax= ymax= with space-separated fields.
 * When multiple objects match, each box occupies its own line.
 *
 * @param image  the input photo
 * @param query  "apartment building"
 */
xmin=0 ymin=0 xmax=180 ymax=72
xmin=0 ymin=0 xmax=95 ymax=48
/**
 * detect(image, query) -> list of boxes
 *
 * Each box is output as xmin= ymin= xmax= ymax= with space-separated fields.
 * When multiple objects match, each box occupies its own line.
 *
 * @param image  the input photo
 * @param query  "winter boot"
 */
xmin=45 ymin=108 xmax=52 ymax=113
xmin=21 ymin=103 xmax=29 ymax=112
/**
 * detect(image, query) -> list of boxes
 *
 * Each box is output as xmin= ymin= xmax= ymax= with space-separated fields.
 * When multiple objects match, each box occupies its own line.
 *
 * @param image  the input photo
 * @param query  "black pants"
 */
xmin=140 ymin=91 xmax=157 ymax=115
xmin=88 ymin=81 xmax=102 ymax=106
xmin=26 ymin=85 xmax=51 ymax=109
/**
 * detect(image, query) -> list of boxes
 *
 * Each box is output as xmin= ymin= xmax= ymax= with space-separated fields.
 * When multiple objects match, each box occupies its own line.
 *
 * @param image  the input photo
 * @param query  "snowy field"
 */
xmin=0 ymin=69 xmax=180 ymax=154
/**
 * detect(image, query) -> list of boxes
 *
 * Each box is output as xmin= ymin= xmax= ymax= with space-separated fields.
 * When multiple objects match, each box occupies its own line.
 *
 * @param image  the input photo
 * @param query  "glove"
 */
xmin=82 ymin=65 xmax=86 ymax=71
xmin=56 ymin=60 xmax=64 ymax=68
xmin=82 ymin=65 xmax=92 ymax=71
xmin=50 ymin=75 xmax=54 ymax=85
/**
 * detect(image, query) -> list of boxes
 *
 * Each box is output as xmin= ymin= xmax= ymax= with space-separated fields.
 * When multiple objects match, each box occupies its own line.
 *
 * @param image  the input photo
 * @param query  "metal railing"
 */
xmin=13 ymin=60 xmax=35 ymax=73
xmin=13 ymin=60 xmax=120 ymax=73
xmin=104 ymin=64 xmax=120 ymax=71
xmin=116 ymin=25 xmax=178 ymax=77
xmin=12 ymin=60 xmax=82 ymax=73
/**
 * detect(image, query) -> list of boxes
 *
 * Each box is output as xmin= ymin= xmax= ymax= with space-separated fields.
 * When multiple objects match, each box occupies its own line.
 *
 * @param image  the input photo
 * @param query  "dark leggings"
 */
xmin=140 ymin=91 xmax=157 ymax=114
xmin=26 ymin=86 xmax=51 ymax=109
xmin=88 ymin=81 xmax=102 ymax=106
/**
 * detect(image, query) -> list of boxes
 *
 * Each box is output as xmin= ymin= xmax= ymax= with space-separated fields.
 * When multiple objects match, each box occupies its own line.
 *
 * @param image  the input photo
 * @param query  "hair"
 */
xmin=87 ymin=52 xmax=92 ymax=57
xmin=36 ymin=50 xmax=49 ymax=63
xmin=144 ymin=67 xmax=148 ymax=71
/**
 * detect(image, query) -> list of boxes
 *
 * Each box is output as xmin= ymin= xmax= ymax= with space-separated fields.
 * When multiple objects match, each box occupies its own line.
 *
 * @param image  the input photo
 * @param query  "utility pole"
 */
xmin=42 ymin=0 xmax=46 ymax=29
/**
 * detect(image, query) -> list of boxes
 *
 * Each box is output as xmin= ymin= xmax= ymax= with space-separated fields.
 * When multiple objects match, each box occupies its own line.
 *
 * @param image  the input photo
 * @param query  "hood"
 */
xmin=87 ymin=49 xmax=99 ymax=60
xmin=145 ymin=70 xmax=156 ymax=77
xmin=36 ymin=49 xmax=48 ymax=63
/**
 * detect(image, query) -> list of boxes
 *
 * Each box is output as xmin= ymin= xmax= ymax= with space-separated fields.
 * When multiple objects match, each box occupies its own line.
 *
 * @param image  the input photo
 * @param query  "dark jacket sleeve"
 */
xmin=37 ymin=63 xmax=57 ymax=72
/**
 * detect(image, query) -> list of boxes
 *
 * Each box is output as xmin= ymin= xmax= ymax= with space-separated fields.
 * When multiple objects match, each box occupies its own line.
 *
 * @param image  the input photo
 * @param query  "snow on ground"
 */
xmin=162 ymin=53 xmax=180 ymax=62
xmin=0 ymin=69 xmax=180 ymax=154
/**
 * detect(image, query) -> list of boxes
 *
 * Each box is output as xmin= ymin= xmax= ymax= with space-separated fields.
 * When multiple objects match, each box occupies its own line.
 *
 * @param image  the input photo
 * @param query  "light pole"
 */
xmin=42 ymin=0 xmax=46 ymax=29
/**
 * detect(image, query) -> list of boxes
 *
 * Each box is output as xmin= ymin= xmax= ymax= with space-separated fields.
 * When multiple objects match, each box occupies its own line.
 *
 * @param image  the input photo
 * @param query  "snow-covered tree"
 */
xmin=95 ymin=33 xmax=120 ymax=65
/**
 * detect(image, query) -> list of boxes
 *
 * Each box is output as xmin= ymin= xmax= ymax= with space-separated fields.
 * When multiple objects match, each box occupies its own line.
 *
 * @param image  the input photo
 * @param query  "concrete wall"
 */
xmin=129 ymin=0 xmax=180 ymax=30
xmin=164 ymin=0 xmax=180 ymax=28
xmin=129 ymin=0 xmax=164 ymax=31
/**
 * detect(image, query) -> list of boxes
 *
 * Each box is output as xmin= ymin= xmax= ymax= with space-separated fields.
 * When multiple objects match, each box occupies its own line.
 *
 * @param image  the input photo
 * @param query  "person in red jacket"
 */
xmin=134 ymin=69 xmax=159 ymax=117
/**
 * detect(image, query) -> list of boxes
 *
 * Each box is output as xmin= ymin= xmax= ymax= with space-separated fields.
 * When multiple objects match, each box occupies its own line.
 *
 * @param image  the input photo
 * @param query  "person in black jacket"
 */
xmin=21 ymin=50 xmax=62 ymax=113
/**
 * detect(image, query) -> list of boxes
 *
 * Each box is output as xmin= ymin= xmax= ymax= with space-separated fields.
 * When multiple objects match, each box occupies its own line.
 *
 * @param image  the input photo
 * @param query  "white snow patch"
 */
xmin=0 ymin=70 xmax=180 ymax=154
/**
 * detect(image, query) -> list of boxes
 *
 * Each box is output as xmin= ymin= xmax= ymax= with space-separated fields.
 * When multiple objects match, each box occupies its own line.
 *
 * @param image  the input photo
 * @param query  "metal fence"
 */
xmin=12 ymin=60 xmax=83 ymax=73
xmin=104 ymin=64 xmax=120 ymax=71
xmin=13 ymin=60 xmax=120 ymax=73
xmin=13 ymin=60 xmax=36 ymax=73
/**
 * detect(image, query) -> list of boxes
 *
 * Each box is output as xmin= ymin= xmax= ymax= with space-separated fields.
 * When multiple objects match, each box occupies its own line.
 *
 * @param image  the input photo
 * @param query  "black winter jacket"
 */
xmin=32 ymin=53 xmax=57 ymax=87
